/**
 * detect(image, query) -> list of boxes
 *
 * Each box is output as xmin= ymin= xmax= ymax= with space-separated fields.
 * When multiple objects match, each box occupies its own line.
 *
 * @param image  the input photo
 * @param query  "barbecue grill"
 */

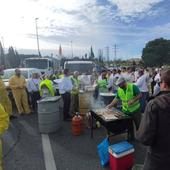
xmin=90 ymin=108 xmax=133 ymax=140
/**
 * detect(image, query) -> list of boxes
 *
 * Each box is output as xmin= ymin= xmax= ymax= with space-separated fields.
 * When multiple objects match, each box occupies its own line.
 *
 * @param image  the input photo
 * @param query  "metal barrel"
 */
xmin=79 ymin=90 xmax=93 ymax=114
xmin=38 ymin=96 xmax=62 ymax=133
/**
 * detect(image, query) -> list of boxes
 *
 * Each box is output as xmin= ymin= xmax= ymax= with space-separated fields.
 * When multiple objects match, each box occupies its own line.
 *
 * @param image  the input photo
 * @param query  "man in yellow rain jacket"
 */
xmin=9 ymin=69 xmax=31 ymax=115
xmin=0 ymin=67 xmax=13 ymax=117
xmin=0 ymin=104 xmax=9 ymax=170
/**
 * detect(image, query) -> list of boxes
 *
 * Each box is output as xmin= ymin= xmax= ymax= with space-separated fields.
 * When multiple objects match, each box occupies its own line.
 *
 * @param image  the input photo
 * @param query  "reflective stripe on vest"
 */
xmin=39 ymin=79 xmax=55 ymax=97
xmin=118 ymin=83 xmax=140 ymax=113
xmin=71 ymin=77 xmax=79 ymax=95
xmin=59 ymin=74 xmax=64 ymax=79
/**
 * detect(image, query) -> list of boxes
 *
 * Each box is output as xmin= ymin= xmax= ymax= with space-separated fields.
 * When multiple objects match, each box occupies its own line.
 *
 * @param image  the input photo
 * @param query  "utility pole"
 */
xmin=71 ymin=41 xmax=73 ymax=58
xmin=106 ymin=46 xmax=110 ymax=63
xmin=114 ymin=44 xmax=118 ymax=61
xmin=106 ymin=46 xmax=110 ymax=66
xmin=35 ymin=18 xmax=41 ymax=57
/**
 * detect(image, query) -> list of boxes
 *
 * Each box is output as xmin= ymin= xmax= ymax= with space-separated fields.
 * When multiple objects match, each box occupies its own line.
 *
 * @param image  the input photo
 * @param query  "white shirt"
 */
xmin=126 ymin=73 xmax=135 ymax=83
xmin=153 ymin=83 xmax=160 ymax=96
xmin=135 ymin=74 xmax=149 ymax=92
xmin=115 ymin=73 xmax=121 ymax=79
xmin=134 ymin=71 xmax=139 ymax=82
xmin=121 ymin=72 xmax=128 ymax=79
xmin=107 ymin=74 xmax=114 ymax=88
xmin=154 ymin=73 xmax=161 ymax=82
xmin=58 ymin=76 xmax=73 ymax=94
xmin=27 ymin=78 xmax=41 ymax=92
xmin=79 ymin=74 xmax=91 ymax=86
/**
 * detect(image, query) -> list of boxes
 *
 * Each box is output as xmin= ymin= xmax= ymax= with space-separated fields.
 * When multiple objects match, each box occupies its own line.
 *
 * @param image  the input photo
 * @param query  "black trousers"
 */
xmin=129 ymin=111 xmax=142 ymax=141
xmin=30 ymin=91 xmax=41 ymax=112
xmin=143 ymin=152 xmax=170 ymax=170
xmin=61 ymin=92 xmax=71 ymax=119
xmin=70 ymin=94 xmax=79 ymax=115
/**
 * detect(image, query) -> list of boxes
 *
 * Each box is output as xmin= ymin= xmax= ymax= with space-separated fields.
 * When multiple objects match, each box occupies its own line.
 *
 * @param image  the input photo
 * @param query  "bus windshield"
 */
xmin=25 ymin=60 xmax=48 ymax=69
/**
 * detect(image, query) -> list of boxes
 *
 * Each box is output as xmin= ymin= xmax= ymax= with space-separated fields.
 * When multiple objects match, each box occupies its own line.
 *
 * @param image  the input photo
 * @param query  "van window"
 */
xmin=2 ymin=70 xmax=28 ymax=79
xmin=65 ymin=63 xmax=94 ymax=74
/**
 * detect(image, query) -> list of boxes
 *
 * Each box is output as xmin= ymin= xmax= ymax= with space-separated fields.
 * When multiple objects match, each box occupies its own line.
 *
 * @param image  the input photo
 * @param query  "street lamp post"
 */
xmin=35 ymin=18 xmax=41 ymax=57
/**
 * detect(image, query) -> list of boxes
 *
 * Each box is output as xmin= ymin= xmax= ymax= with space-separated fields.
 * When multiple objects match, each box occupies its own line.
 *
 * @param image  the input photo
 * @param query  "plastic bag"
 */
xmin=97 ymin=137 xmax=110 ymax=166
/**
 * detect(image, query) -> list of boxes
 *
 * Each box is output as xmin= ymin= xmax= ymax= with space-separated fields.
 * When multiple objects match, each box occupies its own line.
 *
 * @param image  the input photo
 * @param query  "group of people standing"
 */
xmin=93 ymin=67 xmax=170 ymax=170
xmin=104 ymin=67 xmax=170 ymax=170
xmin=0 ymin=65 xmax=170 ymax=170
xmin=0 ymin=67 xmax=80 ymax=169
xmin=93 ymin=67 xmax=163 ymax=112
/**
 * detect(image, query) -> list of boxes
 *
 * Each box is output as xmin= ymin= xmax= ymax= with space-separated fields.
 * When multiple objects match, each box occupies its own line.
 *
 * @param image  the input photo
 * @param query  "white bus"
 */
xmin=64 ymin=60 xmax=95 ymax=74
xmin=24 ymin=58 xmax=54 ymax=75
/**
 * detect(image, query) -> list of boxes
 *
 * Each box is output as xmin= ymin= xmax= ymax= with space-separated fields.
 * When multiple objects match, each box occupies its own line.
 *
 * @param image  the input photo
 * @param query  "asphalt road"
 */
xmin=2 ymin=113 xmax=146 ymax=170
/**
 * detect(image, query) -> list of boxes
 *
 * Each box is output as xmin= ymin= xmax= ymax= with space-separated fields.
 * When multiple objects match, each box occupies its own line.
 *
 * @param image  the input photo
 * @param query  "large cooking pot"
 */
xmin=99 ymin=92 xmax=116 ymax=105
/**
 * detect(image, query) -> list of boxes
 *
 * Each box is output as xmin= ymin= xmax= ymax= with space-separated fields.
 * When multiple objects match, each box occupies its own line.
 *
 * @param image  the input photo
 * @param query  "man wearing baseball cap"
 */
xmin=107 ymin=76 xmax=141 ymax=133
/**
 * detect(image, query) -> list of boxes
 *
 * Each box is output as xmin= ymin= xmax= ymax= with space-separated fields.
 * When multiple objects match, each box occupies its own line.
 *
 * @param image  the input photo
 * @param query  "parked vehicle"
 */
xmin=64 ymin=60 xmax=95 ymax=74
xmin=2 ymin=68 xmax=41 ymax=87
xmin=24 ymin=58 xmax=54 ymax=75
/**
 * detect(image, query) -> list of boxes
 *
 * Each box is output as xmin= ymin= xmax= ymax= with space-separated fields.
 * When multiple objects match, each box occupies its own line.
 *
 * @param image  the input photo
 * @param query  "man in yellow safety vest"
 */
xmin=107 ymin=77 xmax=141 ymax=138
xmin=39 ymin=76 xmax=55 ymax=98
xmin=97 ymin=70 xmax=108 ymax=92
xmin=70 ymin=71 xmax=80 ymax=114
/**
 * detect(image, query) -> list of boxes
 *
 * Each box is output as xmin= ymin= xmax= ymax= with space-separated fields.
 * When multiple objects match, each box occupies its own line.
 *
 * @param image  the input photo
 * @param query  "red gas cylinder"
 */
xmin=72 ymin=113 xmax=84 ymax=136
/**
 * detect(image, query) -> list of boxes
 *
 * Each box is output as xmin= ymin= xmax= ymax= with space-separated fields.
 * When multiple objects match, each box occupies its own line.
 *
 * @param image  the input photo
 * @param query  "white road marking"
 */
xmin=41 ymin=134 xmax=57 ymax=170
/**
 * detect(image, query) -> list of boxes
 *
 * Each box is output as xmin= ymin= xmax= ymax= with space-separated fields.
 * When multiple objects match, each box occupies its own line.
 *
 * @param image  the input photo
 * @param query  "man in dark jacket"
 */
xmin=136 ymin=69 xmax=170 ymax=170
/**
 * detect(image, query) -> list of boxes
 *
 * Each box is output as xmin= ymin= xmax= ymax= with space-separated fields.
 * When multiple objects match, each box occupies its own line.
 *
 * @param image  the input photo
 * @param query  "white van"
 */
xmin=2 ymin=68 xmax=41 ymax=87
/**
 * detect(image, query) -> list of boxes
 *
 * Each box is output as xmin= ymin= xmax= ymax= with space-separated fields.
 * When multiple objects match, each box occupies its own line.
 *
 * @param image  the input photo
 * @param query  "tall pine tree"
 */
xmin=89 ymin=46 xmax=95 ymax=60
xmin=0 ymin=41 xmax=5 ymax=67
xmin=7 ymin=47 xmax=20 ymax=68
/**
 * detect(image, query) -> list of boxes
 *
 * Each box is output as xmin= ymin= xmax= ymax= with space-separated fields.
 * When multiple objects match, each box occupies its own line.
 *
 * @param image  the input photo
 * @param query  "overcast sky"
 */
xmin=0 ymin=0 xmax=170 ymax=59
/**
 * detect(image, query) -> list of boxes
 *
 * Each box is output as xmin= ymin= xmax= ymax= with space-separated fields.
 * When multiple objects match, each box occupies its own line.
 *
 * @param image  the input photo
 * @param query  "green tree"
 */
xmin=85 ymin=53 xmax=87 ymax=59
xmin=142 ymin=38 xmax=170 ymax=67
xmin=89 ymin=46 xmax=95 ymax=59
xmin=0 ymin=41 xmax=5 ymax=67
xmin=7 ymin=47 xmax=20 ymax=68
